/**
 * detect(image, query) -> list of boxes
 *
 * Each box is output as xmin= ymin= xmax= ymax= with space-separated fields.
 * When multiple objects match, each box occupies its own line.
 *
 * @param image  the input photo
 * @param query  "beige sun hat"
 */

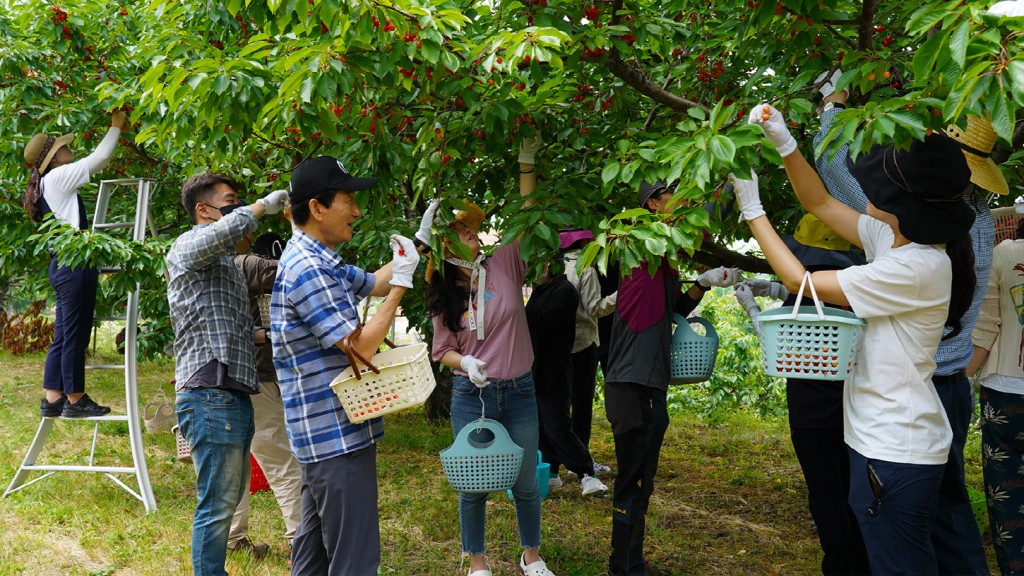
xmin=944 ymin=115 xmax=1009 ymax=196
xmin=24 ymin=132 xmax=75 ymax=173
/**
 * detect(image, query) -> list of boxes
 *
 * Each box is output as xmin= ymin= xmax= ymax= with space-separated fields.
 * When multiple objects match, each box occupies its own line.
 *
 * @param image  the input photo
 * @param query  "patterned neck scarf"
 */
xmin=445 ymin=253 xmax=487 ymax=340
xmin=24 ymin=135 xmax=56 ymax=222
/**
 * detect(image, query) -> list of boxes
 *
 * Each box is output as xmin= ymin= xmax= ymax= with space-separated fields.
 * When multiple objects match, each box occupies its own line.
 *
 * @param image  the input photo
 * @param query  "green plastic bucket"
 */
xmin=756 ymin=272 xmax=865 ymax=381
xmin=669 ymin=315 xmax=718 ymax=384
xmin=440 ymin=418 xmax=524 ymax=493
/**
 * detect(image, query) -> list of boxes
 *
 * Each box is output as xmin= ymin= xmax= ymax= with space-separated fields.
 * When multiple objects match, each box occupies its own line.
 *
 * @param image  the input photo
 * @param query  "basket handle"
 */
xmin=687 ymin=316 xmax=718 ymax=340
xmin=790 ymin=271 xmax=826 ymax=320
xmin=453 ymin=418 xmax=519 ymax=453
xmin=672 ymin=314 xmax=695 ymax=335
xmin=337 ymin=324 xmax=398 ymax=381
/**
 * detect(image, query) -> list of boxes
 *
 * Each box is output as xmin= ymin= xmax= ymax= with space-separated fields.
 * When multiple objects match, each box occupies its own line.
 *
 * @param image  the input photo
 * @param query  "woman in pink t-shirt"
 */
xmin=427 ymin=137 xmax=556 ymax=576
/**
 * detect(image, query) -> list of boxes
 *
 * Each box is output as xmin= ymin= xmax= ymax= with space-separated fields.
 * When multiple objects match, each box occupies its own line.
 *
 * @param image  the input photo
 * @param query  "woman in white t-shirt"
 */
xmin=736 ymin=104 xmax=977 ymax=575
xmin=23 ymin=110 xmax=127 ymax=419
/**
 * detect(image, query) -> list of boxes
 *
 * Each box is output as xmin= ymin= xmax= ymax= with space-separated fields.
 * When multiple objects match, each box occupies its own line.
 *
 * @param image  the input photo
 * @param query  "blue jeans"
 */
xmin=450 ymin=372 xmax=541 ymax=555
xmin=177 ymin=388 xmax=255 ymax=576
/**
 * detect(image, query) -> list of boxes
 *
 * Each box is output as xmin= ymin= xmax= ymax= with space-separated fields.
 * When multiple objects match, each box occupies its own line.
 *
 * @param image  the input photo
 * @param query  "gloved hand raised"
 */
xmin=258 ymin=189 xmax=290 ymax=215
xmin=389 ymin=235 xmax=420 ymax=288
xmin=748 ymin=103 xmax=798 ymax=158
xmin=743 ymin=278 xmax=790 ymax=301
xmin=518 ymin=134 xmax=542 ymax=165
xmin=730 ymin=172 xmax=764 ymax=222
xmin=696 ymin=266 xmax=741 ymax=288
xmin=460 ymin=355 xmax=490 ymax=388
xmin=815 ymin=69 xmax=843 ymax=99
xmin=415 ymin=199 xmax=440 ymax=246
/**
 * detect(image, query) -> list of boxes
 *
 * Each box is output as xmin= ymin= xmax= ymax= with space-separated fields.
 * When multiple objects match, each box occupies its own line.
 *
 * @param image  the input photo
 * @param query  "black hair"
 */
xmin=943 ymin=233 xmax=976 ymax=340
xmin=290 ymin=189 xmax=344 ymax=226
xmin=252 ymin=232 xmax=285 ymax=259
xmin=180 ymin=173 xmax=241 ymax=223
xmin=427 ymin=260 xmax=470 ymax=333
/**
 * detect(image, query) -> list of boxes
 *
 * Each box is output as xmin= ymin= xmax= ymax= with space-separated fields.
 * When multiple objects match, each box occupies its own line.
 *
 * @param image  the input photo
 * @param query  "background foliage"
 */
xmin=1 ymin=0 xmax=1022 ymax=358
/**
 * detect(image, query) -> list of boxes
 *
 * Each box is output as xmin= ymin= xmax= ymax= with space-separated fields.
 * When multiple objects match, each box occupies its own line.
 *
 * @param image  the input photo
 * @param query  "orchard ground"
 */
xmin=0 ymin=327 xmax=997 ymax=575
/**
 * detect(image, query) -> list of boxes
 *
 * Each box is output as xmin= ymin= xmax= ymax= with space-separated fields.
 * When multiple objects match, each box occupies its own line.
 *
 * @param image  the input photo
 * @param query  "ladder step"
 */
xmin=94 ymin=315 xmax=128 ymax=322
xmin=99 ymin=266 xmax=122 ymax=274
xmin=94 ymin=222 xmax=136 ymax=230
xmin=21 ymin=465 xmax=136 ymax=473
xmin=85 ymin=364 xmax=126 ymax=370
xmin=42 ymin=414 xmax=130 ymax=422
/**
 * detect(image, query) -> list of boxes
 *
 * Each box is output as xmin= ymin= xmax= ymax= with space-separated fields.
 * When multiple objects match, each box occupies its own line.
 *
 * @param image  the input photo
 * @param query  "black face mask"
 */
xmin=215 ymin=200 xmax=248 ymax=216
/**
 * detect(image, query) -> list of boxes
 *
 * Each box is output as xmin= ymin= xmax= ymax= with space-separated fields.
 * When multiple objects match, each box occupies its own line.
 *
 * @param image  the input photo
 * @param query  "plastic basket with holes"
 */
xmin=172 ymin=425 xmax=192 ymax=464
xmin=440 ymin=419 xmax=524 ymax=493
xmin=329 ymin=325 xmax=436 ymax=424
xmin=757 ymin=272 xmax=865 ymax=381
xmin=993 ymin=206 xmax=1022 ymax=245
xmin=669 ymin=315 xmax=719 ymax=384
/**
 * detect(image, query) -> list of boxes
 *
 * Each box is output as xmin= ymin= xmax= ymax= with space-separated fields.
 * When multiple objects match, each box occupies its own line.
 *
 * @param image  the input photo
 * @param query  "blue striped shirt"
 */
xmin=814 ymin=109 xmax=994 ymax=376
xmin=270 ymin=229 xmax=381 ymax=464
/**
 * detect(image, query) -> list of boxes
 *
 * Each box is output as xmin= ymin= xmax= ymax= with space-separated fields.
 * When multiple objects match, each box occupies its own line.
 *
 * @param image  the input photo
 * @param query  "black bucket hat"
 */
xmin=848 ymin=133 xmax=975 ymax=245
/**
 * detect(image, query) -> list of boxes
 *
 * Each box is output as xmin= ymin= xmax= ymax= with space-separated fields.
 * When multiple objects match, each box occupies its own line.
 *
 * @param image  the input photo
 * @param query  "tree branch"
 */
xmin=603 ymin=51 xmax=706 ymax=113
xmin=857 ymin=0 xmax=882 ymax=50
xmin=688 ymin=240 xmax=772 ymax=274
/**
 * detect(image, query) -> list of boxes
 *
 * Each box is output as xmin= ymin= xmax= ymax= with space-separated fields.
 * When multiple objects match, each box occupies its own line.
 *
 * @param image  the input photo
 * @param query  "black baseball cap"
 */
xmin=289 ymin=156 xmax=378 ymax=203
xmin=637 ymin=180 xmax=677 ymax=208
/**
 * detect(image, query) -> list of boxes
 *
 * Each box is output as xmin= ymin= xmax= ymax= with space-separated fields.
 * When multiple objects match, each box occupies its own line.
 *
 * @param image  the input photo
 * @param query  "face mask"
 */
xmin=217 ymin=200 xmax=248 ymax=216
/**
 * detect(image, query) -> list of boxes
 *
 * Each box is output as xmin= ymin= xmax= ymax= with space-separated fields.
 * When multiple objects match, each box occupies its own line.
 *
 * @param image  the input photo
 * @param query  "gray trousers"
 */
xmin=290 ymin=444 xmax=379 ymax=576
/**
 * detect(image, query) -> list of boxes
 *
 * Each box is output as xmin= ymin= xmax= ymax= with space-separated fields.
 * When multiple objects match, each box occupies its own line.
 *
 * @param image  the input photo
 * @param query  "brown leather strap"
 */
xmin=337 ymin=325 xmax=399 ymax=381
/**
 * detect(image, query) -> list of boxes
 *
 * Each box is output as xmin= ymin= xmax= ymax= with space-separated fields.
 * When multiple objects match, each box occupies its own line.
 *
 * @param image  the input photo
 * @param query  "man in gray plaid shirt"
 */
xmin=166 ymin=173 xmax=288 ymax=576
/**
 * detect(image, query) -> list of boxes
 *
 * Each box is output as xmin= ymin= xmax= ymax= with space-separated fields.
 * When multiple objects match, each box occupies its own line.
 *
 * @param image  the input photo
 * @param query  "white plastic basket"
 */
xmin=329 ymin=325 xmax=437 ymax=424
xmin=143 ymin=389 xmax=176 ymax=433
xmin=756 ymin=272 xmax=866 ymax=381
xmin=172 ymin=425 xmax=192 ymax=463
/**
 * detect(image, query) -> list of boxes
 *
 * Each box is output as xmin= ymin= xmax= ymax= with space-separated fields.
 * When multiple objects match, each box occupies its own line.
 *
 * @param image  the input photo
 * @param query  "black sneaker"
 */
xmin=228 ymin=537 xmax=270 ymax=559
xmin=61 ymin=394 xmax=111 ymax=418
xmin=40 ymin=396 xmax=66 ymax=418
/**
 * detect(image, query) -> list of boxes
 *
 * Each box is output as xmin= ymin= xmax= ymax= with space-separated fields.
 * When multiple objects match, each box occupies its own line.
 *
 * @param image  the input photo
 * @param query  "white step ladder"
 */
xmin=4 ymin=178 xmax=160 ymax=512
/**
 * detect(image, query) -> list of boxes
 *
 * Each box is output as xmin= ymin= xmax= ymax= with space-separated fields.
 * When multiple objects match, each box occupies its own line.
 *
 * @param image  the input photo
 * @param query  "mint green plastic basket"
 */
xmin=440 ymin=418 xmax=524 ymax=493
xmin=756 ymin=272 xmax=865 ymax=381
xmin=669 ymin=315 xmax=718 ymax=384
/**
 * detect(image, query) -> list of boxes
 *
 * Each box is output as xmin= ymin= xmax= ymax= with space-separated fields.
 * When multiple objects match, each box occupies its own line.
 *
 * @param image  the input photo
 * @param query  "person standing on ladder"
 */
xmin=167 ymin=173 xmax=288 ymax=576
xmin=23 ymin=109 xmax=128 ymax=419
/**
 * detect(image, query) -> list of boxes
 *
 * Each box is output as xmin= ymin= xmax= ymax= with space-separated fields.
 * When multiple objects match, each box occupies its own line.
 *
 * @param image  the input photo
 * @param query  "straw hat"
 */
xmin=24 ymin=133 xmax=74 ymax=173
xmin=944 ymin=115 xmax=1009 ymax=196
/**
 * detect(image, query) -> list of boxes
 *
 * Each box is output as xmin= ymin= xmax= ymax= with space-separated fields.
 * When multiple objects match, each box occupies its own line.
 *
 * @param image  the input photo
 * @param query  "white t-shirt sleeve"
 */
xmin=40 ymin=160 xmax=91 ymax=227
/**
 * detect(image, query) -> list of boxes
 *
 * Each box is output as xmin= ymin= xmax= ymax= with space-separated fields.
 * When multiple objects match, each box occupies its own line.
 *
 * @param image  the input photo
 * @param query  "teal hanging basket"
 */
xmin=669 ymin=315 xmax=719 ymax=384
xmin=757 ymin=272 xmax=865 ymax=381
xmin=440 ymin=418 xmax=524 ymax=493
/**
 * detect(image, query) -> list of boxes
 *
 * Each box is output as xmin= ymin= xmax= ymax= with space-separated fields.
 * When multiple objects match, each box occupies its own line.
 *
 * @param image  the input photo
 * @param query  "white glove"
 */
xmin=743 ymin=278 xmax=789 ymax=301
xmin=989 ymin=1 xmax=1024 ymax=16
xmin=734 ymin=283 xmax=762 ymax=338
xmin=460 ymin=355 xmax=490 ymax=388
xmin=389 ymin=235 xmax=420 ymax=288
xmin=697 ymin=266 xmax=741 ymax=288
xmin=730 ymin=172 xmax=764 ymax=222
xmin=415 ymin=199 xmax=440 ymax=245
xmin=258 ymin=189 xmax=290 ymax=215
xmin=748 ymin=103 xmax=798 ymax=158
xmin=518 ymin=134 xmax=542 ymax=165
xmin=815 ymin=69 xmax=843 ymax=99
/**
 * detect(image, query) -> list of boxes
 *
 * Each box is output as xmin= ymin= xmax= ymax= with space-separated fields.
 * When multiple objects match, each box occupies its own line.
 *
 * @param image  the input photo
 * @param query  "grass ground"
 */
xmin=0 ymin=341 xmax=997 ymax=575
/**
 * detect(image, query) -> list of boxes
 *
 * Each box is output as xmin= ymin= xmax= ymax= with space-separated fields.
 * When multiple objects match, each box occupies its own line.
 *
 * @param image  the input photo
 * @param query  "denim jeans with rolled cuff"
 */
xmin=450 ymin=371 xmax=541 ymax=555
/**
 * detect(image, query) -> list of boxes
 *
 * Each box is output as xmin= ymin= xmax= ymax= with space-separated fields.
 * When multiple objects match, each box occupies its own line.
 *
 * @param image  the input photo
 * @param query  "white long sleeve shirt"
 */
xmin=40 ymin=126 xmax=120 ymax=229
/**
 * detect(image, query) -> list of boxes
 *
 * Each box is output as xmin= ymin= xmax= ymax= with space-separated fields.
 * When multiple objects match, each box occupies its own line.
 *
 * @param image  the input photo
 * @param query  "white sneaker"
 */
xmin=521 ymin=553 xmax=556 ymax=576
xmin=581 ymin=474 xmax=608 ymax=496
xmin=468 ymin=568 xmax=492 ymax=576
xmin=548 ymin=475 xmax=563 ymax=489
xmin=592 ymin=461 xmax=611 ymax=476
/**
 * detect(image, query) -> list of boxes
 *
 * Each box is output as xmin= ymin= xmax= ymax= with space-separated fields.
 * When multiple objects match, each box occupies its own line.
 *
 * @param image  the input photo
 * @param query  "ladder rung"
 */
xmin=42 ymin=414 xmax=130 ymax=422
xmin=94 ymin=222 xmax=136 ymax=230
xmin=21 ymin=465 xmax=136 ymax=473
xmin=85 ymin=364 xmax=125 ymax=370
xmin=94 ymin=316 xmax=127 ymax=322
xmin=99 ymin=266 xmax=122 ymax=274
xmin=102 ymin=178 xmax=158 ymax=185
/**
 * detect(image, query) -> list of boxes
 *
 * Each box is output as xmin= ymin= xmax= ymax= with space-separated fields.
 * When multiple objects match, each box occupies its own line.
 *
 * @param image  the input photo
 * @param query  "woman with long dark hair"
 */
xmin=739 ymin=103 xmax=977 ymax=575
xmin=24 ymin=110 xmax=128 ymax=418
xmin=427 ymin=136 xmax=557 ymax=576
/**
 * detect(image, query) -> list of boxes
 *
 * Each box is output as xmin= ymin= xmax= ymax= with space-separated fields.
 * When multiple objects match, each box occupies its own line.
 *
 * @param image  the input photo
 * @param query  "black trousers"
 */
xmin=537 ymin=365 xmax=595 ymax=478
xmin=790 ymin=426 xmax=870 ymax=576
xmin=605 ymin=381 xmax=669 ymax=576
xmin=570 ymin=344 xmax=599 ymax=451
xmin=43 ymin=257 xmax=98 ymax=395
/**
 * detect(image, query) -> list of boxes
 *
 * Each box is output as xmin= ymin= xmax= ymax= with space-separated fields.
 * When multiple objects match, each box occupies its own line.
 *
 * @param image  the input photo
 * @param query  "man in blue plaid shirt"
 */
xmin=270 ymin=156 xmax=431 ymax=575
xmin=167 ymin=173 xmax=289 ymax=576
xmin=814 ymin=74 xmax=1002 ymax=576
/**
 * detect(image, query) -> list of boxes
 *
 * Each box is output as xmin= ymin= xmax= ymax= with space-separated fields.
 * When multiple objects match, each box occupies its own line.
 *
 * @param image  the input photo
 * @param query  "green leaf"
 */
xmin=949 ymin=20 xmax=969 ymax=70
xmin=601 ymin=162 xmax=621 ymax=185
xmin=709 ymin=135 xmax=736 ymax=164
